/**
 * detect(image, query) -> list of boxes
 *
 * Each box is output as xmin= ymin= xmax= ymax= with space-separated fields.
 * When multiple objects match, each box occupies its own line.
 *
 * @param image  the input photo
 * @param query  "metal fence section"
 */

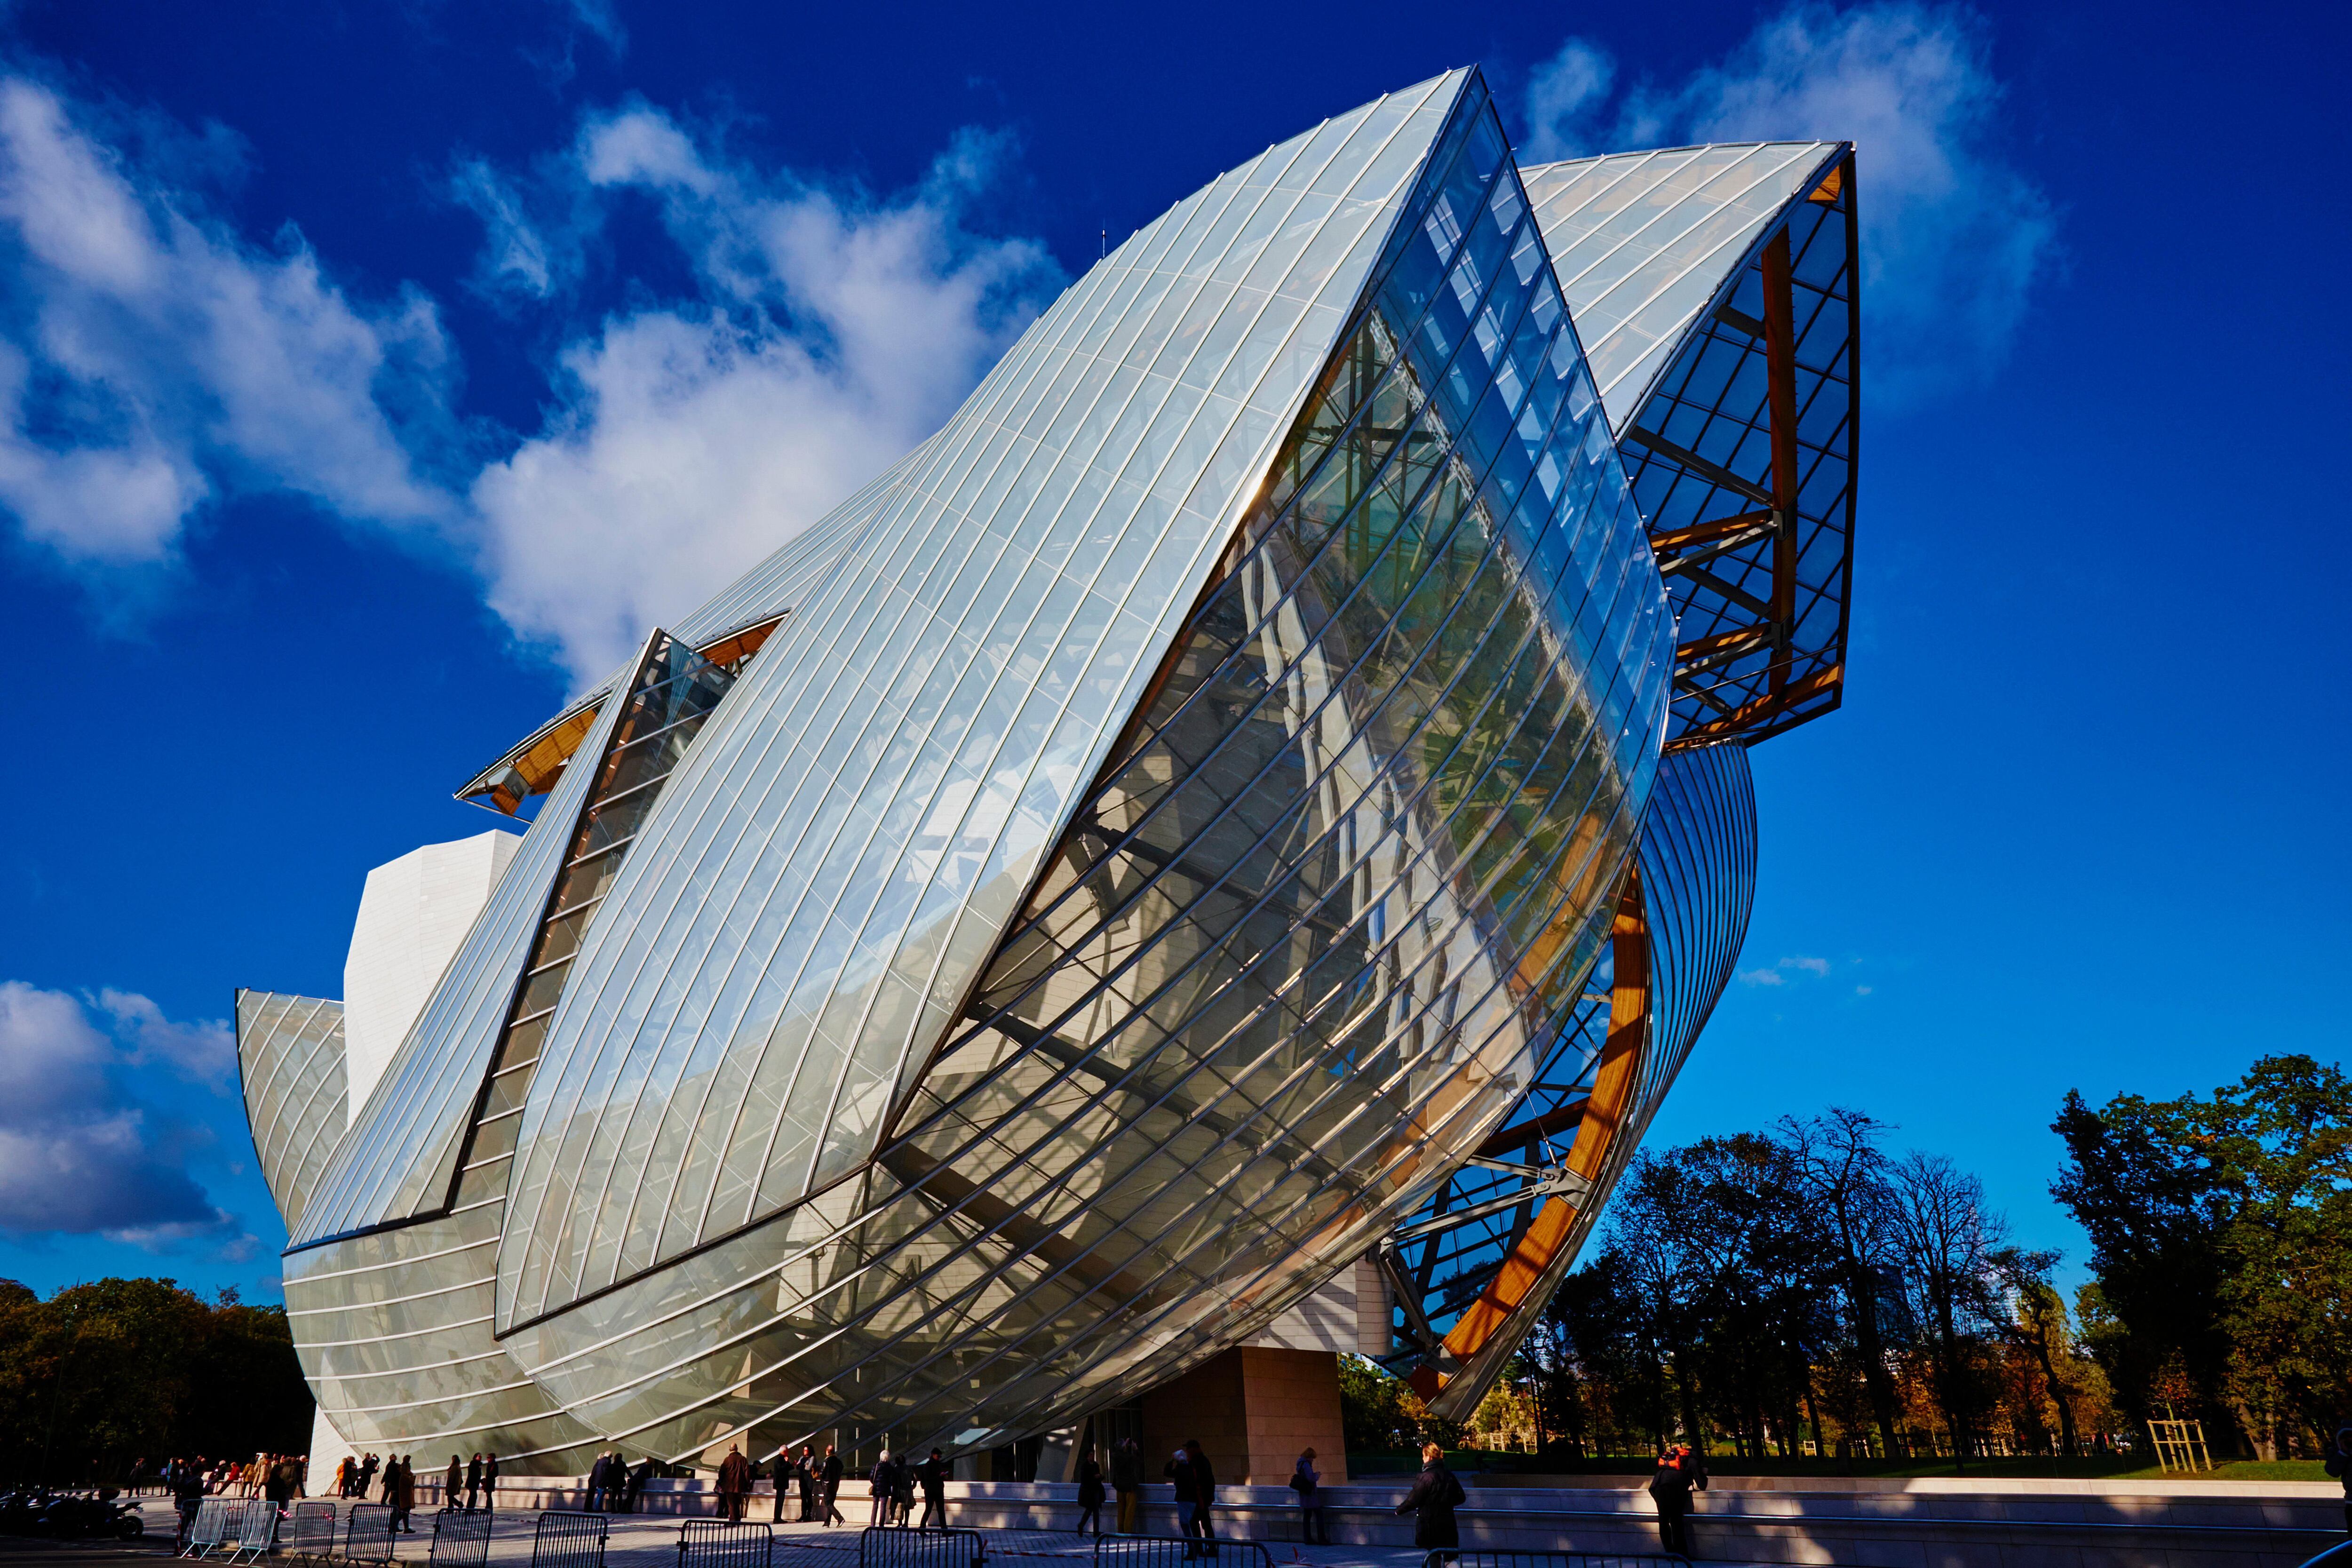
xmin=1094 ymin=1537 xmax=1271 ymax=1568
xmin=342 ymin=1504 xmax=398 ymax=1564
xmin=678 ymin=1520 xmax=774 ymax=1568
xmin=1423 ymin=1554 xmax=1693 ymax=1568
xmin=288 ymin=1502 xmax=339 ymax=1561
xmin=429 ymin=1508 xmax=493 ymax=1568
xmin=180 ymin=1498 xmax=238 ymax=1558
xmin=531 ymin=1510 xmax=610 ymax=1568
xmin=860 ymin=1526 xmax=984 ymax=1568
xmin=226 ymin=1500 xmax=279 ymax=1564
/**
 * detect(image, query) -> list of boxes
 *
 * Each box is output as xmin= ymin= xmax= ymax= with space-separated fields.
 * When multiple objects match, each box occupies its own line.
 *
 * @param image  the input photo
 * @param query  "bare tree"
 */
xmin=1885 ymin=1151 xmax=2008 ymax=1466
xmin=1779 ymin=1108 xmax=1905 ymax=1456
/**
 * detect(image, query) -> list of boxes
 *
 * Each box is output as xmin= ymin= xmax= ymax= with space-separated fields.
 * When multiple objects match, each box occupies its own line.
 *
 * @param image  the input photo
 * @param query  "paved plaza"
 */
xmin=115 ymin=1499 xmax=1434 ymax=1568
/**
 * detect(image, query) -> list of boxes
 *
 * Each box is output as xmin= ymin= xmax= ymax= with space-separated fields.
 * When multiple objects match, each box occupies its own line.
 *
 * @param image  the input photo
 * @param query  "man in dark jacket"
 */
xmin=483 ymin=1454 xmax=500 ymax=1512
xmin=625 ymin=1458 xmax=652 ymax=1514
xmin=1394 ymin=1443 xmax=1463 ymax=1557
xmin=465 ymin=1453 xmax=484 ymax=1511
xmin=718 ymin=1444 xmax=753 ymax=1523
xmin=918 ymin=1450 xmax=949 ymax=1529
xmin=1647 ymin=1444 xmax=1705 ymax=1556
xmin=819 ymin=1448 xmax=845 ymax=1525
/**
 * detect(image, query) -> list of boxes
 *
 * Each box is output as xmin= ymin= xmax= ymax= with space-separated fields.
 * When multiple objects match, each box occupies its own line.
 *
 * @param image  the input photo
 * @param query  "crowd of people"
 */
xmin=136 ymin=1429 xmax=1493 ymax=1556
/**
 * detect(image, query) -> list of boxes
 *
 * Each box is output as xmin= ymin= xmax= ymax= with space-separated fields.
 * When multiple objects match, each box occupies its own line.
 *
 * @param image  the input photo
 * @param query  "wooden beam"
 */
xmin=1762 ymin=230 xmax=1802 ymax=695
xmin=1409 ymin=867 xmax=1649 ymax=1399
xmin=1648 ymin=509 xmax=1775 ymax=556
xmin=1668 ymin=662 xmax=1843 ymax=747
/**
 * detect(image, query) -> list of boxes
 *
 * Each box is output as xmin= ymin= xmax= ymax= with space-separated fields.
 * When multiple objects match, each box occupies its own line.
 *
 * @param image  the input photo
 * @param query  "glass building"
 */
xmin=239 ymin=67 xmax=1857 ymax=1474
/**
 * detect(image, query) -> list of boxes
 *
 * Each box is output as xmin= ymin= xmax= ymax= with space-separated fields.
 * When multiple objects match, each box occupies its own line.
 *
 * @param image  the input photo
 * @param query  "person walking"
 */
xmin=1646 ymin=1443 xmax=1704 ymax=1557
xmin=718 ymin=1444 xmax=752 ymax=1523
xmin=919 ymin=1449 xmax=949 ymax=1530
xmin=867 ymin=1452 xmax=895 ymax=1528
xmin=1291 ymin=1447 xmax=1329 ymax=1545
xmin=445 ymin=1456 xmax=464 ymax=1513
xmin=1185 ymin=1441 xmax=1216 ymax=1552
xmin=1074 ymin=1445 xmax=1105 ymax=1537
xmin=819 ymin=1447 xmax=845 ymax=1526
xmin=1394 ymin=1443 xmax=1463 ymax=1561
xmin=1111 ymin=1438 xmax=1141 ymax=1535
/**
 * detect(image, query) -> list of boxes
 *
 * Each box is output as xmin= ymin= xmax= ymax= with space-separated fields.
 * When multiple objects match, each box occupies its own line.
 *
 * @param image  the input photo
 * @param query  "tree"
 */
xmin=2054 ymin=1055 xmax=2352 ymax=1456
xmin=1987 ymin=1247 xmax=2082 ymax=1455
xmin=1780 ymin=1109 xmax=1905 ymax=1456
xmin=1338 ymin=1354 xmax=1425 ymax=1453
xmin=1883 ymin=1152 xmax=2006 ymax=1466
xmin=2051 ymin=1085 xmax=2233 ymax=1437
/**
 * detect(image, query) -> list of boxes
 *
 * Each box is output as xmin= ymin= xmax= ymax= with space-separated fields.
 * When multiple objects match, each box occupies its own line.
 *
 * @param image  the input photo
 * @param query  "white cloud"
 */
xmin=95 ymin=987 xmax=237 ymax=1085
xmin=0 ymin=74 xmax=460 ymax=567
xmin=471 ymin=110 xmax=1059 ymax=685
xmin=0 ymin=68 xmax=1063 ymax=688
xmin=0 ymin=980 xmax=240 ymax=1240
xmin=1522 ymin=2 xmax=2058 ymax=404
xmin=1738 ymin=954 xmax=1837 ymax=987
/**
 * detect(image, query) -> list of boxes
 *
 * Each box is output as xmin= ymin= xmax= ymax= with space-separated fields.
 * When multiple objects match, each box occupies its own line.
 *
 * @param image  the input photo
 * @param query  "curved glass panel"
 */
xmin=237 ymin=991 xmax=346 ymax=1232
xmin=496 ymin=69 xmax=1475 ymax=1329
xmin=485 ymin=73 xmax=1666 ymax=1467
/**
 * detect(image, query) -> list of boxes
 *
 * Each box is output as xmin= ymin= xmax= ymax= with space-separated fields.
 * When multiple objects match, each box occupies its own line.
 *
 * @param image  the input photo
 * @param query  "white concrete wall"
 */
xmin=310 ymin=828 xmax=521 ymax=1480
xmin=341 ymin=829 xmax=521 ymax=1126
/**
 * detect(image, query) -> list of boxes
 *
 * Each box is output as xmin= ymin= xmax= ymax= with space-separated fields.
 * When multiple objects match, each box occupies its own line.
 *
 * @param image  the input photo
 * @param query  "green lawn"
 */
xmin=1348 ymin=1451 xmax=2336 ymax=1484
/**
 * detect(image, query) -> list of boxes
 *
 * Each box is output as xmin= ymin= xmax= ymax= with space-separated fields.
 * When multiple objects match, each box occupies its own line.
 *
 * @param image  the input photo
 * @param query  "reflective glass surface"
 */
xmin=1383 ymin=739 xmax=1755 ymax=1406
xmin=236 ymin=991 xmax=346 ymax=1232
xmin=488 ymin=72 xmax=1667 ymax=1466
xmin=497 ymin=69 xmax=1471 ymax=1330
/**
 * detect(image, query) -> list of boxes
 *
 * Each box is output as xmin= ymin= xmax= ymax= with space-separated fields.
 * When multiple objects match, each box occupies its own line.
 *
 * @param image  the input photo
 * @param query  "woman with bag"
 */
xmin=1393 ymin=1443 xmax=1463 ymax=1559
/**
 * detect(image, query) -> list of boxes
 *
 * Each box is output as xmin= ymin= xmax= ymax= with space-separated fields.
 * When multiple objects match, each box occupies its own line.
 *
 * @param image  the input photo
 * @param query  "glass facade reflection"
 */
xmin=241 ymin=68 xmax=1858 ymax=1472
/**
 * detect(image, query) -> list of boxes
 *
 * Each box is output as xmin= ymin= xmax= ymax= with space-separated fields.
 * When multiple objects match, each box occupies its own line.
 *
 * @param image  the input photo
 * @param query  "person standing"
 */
xmin=172 ymin=1456 xmax=205 ymax=1549
xmin=483 ymin=1453 xmax=499 ymax=1512
xmin=2327 ymin=1428 xmax=2352 ymax=1536
xmin=1291 ymin=1447 xmax=1328 ymax=1545
xmin=445 ymin=1456 xmax=464 ymax=1512
xmin=1164 ymin=1446 xmax=1197 ymax=1554
xmin=627 ymin=1457 xmax=652 ymax=1515
xmin=1074 ymin=1445 xmax=1105 ymax=1537
xmin=1111 ymin=1439 xmax=1141 ymax=1535
xmin=359 ymin=1453 xmax=379 ymax=1503
xmin=1394 ymin=1443 xmax=1463 ymax=1560
xmin=771 ymin=1449 xmax=795 ymax=1525
xmin=465 ymin=1454 xmax=484 ymax=1512
xmin=892 ymin=1454 xmax=916 ymax=1528
xmin=819 ymin=1447 xmax=845 ymax=1526
xmin=1185 ymin=1441 xmax=1216 ymax=1552
xmin=796 ymin=1446 xmax=818 ymax=1523
xmin=393 ymin=1457 xmax=417 ymax=1535
xmin=867 ymin=1452 xmax=895 ymax=1528
xmin=718 ymin=1444 xmax=752 ymax=1524
xmin=919 ymin=1449 xmax=949 ymax=1530
xmin=1646 ymin=1444 xmax=1704 ymax=1557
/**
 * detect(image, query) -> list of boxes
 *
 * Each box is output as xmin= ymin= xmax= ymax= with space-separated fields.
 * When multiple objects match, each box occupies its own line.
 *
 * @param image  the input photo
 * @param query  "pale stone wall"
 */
xmin=342 ymin=829 xmax=521 ymax=1122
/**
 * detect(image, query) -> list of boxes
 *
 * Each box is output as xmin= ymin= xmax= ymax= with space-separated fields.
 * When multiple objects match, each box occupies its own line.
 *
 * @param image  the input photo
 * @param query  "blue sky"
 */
xmin=0 ymin=0 xmax=2342 ymax=1303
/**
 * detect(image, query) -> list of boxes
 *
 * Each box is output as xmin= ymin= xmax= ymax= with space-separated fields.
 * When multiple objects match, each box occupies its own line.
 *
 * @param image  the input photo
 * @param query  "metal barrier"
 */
xmin=679 ymin=1520 xmax=774 ymax=1568
xmin=1092 ymin=1537 xmax=1271 ymax=1568
xmin=226 ymin=1500 xmax=280 ymax=1564
xmin=342 ymin=1504 xmax=398 ymax=1564
xmin=180 ymin=1498 xmax=239 ymax=1558
xmin=1423 ymin=1555 xmax=1693 ymax=1568
xmin=532 ymin=1510 xmax=610 ymax=1568
xmin=430 ymin=1507 xmax=493 ymax=1568
xmin=288 ymin=1502 xmax=339 ymax=1561
xmin=860 ymin=1526 xmax=985 ymax=1568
